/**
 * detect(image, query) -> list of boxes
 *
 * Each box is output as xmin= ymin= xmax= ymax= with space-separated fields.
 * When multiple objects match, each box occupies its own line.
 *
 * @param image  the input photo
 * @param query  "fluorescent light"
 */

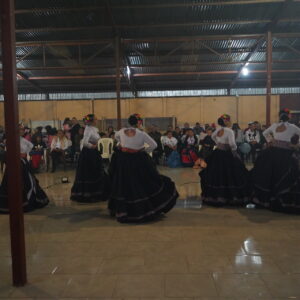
xmin=242 ymin=67 xmax=249 ymax=76
xmin=126 ymin=66 xmax=131 ymax=77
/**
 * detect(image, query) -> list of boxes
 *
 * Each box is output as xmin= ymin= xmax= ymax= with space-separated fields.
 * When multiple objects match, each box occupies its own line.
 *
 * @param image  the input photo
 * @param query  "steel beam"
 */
xmin=10 ymin=32 xmax=300 ymax=48
xmin=0 ymin=0 xmax=27 ymax=287
xmin=17 ymin=18 xmax=300 ymax=33
xmin=14 ymin=0 xmax=286 ymax=14
xmin=1 ymin=68 xmax=297 ymax=81
xmin=115 ymin=37 xmax=121 ymax=129
xmin=266 ymin=31 xmax=273 ymax=126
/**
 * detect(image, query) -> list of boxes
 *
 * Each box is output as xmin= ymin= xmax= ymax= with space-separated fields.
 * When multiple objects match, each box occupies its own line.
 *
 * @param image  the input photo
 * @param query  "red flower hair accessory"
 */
xmin=220 ymin=114 xmax=231 ymax=121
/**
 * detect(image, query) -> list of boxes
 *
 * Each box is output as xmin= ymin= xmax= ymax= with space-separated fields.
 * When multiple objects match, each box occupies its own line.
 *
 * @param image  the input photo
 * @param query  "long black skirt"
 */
xmin=0 ymin=159 xmax=49 ymax=213
xmin=200 ymin=149 xmax=250 ymax=206
xmin=71 ymin=147 xmax=110 ymax=202
xmin=108 ymin=150 xmax=178 ymax=223
xmin=252 ymin=147 xmax=300 ymax=214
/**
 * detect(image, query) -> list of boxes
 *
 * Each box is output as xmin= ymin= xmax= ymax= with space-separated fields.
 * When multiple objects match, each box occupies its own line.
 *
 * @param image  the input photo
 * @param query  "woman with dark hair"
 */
xmin=200 ymin=114 xmax=250 ymax=206
xmin=252 ymin=109 xmax=300 ymax=213
xmin=0 ymin=126 xmax=49 ymax=212
xmin=71 ymin=114 xmax=110 ymax=202
xmin=108 ymin=113 xmax=178 ymax=223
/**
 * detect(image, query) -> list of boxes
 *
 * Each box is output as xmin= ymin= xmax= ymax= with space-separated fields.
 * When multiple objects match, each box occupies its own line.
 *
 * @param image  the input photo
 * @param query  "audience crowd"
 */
xmin=0 ymin=118 xmax=299 ymax=172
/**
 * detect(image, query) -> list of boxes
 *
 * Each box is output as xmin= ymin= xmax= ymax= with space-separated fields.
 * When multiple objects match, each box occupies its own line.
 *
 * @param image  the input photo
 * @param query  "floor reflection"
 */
xmin=0 ymin=166 xmax=300 ymax=299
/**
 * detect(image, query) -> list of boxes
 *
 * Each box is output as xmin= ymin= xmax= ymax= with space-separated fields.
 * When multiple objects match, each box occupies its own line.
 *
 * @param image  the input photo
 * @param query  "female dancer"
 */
xmin=109 ymin=114 xmax=178 ymax=223
xmin=0 ymin=126 xmax=49 ymax=212
xmin=71 ymin=114 xmax=110 ymax=202
xmin=200 ymin=114 xmax=250 ymax=206
xmin=252 ymin=109 xmax=300 ymax=213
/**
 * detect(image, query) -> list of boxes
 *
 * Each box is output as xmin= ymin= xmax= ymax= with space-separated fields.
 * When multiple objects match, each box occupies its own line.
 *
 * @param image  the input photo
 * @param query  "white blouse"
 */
xmin=212 ymin=127 xmax=237 ymax=151
xmin=263 ymin=122 xmax=300 ymax=142
xmin=115 ymin=128 xmax=157 ymax=152
xmin=163 ymin=137 xmax=178 ymax=147
xmin=82 ymin=126 xmax=100 ymax=149
xmin=20 ymin=137 xmax=33 ymax=154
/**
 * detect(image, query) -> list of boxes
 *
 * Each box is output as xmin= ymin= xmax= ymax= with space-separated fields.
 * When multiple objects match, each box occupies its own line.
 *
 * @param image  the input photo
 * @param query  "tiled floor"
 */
xmin=0 ymin=167 xmax=300 ymax=299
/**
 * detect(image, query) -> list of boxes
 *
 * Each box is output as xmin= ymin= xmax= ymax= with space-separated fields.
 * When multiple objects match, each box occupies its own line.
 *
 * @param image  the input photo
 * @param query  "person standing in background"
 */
xmin=148 ymin=125 xmax=163 ymax=165
xmin=70 ymin=117 xmax=81 ymax=159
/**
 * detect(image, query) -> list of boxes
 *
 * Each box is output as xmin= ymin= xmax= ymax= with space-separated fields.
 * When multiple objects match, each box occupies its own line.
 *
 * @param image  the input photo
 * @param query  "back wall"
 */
xmin=0 ymin=95 xmax=280 ymax=129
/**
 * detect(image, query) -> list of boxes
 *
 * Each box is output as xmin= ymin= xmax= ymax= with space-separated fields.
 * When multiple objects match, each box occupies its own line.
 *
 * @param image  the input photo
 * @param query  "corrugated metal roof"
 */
xmin=1 ymin=0 xmax=299 ymax=94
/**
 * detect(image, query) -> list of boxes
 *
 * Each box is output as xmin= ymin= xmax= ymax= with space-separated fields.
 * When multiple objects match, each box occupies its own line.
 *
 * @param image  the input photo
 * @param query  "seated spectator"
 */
xmin=50 ymin=130 xmax=71 ymax=172
xmin=162 ymin=131 xmax=178 ymax=158
xmin=63 ymin=118 xmax=71 ymax=140
xmin=30 ymin=135 xmax=47 ymax=171
xmin=199 ymin=127 xmax=215 ymax=161
xmin=182 ymin=122 xmax=190 ymax=135
xmin=164 ymin=125 xmax=174 ymax=135
xmin=107 ymin=126 xmax=115 ymax=136
xmin=181 ymin=129 xmax=199 ymax=167
xmin=24 ymin=127 xmax=32 ymax=142
xmin=245 ymin=122 xmax=261 ymax=163
xmin=173 ymin=126 xmax=183 ymax=141
xmin=193 ymin=122 xmax=205 ymax=135
xmin=31 ymin=126 xmax=43 ymax=143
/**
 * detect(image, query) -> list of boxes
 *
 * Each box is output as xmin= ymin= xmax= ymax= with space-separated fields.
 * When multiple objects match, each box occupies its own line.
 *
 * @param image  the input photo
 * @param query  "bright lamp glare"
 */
xmin=242 ymin=67 xmax=249 ymax=76
xmin=126 ymin=66 xmax=131 ymax=77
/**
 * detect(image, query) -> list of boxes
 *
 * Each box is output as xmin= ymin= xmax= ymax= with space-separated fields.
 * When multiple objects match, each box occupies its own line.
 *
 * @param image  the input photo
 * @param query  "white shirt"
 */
xmin=163 ymin=137 xmax=178 ymax=147
xmin=20 ymin=137 xmax=33 ymax=154
xmin=263 ymin=122 xmax=300 ymax=142
xmin=50 ymin=137 xmax=70 ymax=151
xmin=245 ymin=129 xmax=260 ymax=143
xmin=116 ymin=128 xmax=157 ymax=152
xmin=212 ymin=127 xmax=237 ymax=151
xmin=82 ymin=126 xmax=100 ymax=149
xmin=181 ymin=135 xmax=197 ymax=145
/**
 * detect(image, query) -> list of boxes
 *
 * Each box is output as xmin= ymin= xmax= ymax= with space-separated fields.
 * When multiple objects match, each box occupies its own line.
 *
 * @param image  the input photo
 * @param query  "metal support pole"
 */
xmin=0 ymin=0 xmax=27 ymax=286
xmin=266 ymin=31 xmax=272 ymax=126
xmin=115 ymin=36 xmax=121 ymax=129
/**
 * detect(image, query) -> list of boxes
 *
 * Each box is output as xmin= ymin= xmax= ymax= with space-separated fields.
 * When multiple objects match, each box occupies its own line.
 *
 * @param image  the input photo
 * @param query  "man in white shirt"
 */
xmin=163 ymin=131 xmax=178 ymax=157
xmin=245 ymin=122 xmax=261 ymax=162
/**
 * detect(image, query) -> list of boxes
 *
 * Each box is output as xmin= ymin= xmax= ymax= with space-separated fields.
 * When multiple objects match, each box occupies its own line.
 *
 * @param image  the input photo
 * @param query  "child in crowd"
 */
xmin=30 ymin=135 xmax=47 ymax=171
xmin=199 ymin=127 xmax=215 ymax=161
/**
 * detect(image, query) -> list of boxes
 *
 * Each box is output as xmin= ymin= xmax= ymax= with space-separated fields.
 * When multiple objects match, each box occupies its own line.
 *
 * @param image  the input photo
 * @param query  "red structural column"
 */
xmin=0 ymin=0 xmax=27 ymax=286
xmin=115 ymin=36 xmax=121 ymax=129
xmin=266 ymin=31 xmax=272 ymax=126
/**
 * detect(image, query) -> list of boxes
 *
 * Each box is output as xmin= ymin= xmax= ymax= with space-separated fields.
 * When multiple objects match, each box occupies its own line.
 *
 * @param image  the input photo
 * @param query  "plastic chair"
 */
xmin=98 ymin=138 xmax=114 ymax=161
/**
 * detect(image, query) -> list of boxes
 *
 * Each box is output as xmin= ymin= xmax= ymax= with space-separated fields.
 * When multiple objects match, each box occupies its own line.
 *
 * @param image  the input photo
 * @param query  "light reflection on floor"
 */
xmin=0 ymin=166 xmax=299 ymax=299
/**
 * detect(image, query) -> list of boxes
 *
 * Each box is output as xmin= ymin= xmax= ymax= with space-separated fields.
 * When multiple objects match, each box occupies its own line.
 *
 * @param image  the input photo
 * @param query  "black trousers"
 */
xmin=51 ymin=150 xmax=64 ymax=171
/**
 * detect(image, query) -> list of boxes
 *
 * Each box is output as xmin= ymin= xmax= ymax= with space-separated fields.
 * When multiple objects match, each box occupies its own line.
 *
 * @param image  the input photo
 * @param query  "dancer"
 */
xmin=200 ymin=114 xmax=250 ymax=206
xmin=252 ymin=109 xmax=300 ymax=213
xmin=109 ymin=114 xmax=178 ymax=223
xmin=71 ymin=114 xmax=110 ymax=202
xmin=0 ymin=126 xmax=49 ymax=213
